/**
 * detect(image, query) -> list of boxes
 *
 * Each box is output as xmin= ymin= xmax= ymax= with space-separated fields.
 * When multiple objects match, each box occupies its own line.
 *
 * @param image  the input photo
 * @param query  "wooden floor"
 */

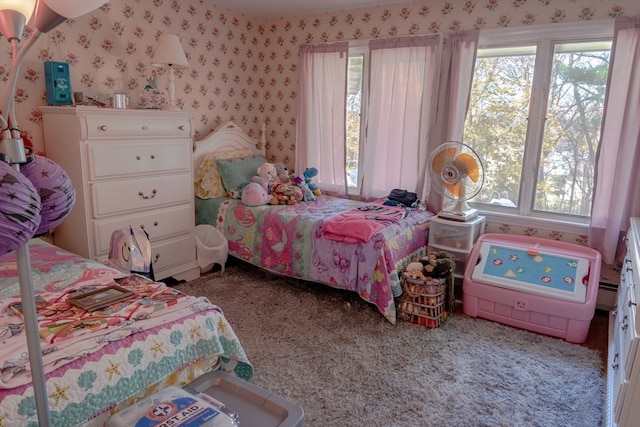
xmin=583 ymin=309 xmax=610 ymax=366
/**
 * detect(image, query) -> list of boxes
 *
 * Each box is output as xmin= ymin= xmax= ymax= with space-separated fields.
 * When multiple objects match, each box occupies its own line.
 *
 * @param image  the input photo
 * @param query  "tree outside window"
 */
xmin=464 ymin=32 xmax=611 ymax=221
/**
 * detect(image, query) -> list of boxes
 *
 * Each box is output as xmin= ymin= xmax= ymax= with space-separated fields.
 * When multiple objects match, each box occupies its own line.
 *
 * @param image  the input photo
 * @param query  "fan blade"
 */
xmin=444 ymin=182 xmax=465 ymax=198
xmin=453 ymin=153 xmax=480 ymax=182
xmin=431 ymin=147 xmax=458 ymax=173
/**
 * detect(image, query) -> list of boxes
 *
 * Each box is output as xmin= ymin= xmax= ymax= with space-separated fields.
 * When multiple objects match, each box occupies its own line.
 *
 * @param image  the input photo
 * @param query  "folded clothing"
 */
xmin=386 ymin=188 xmax=419 ymax=207
xmin=322 ymin=203 xmax=407 ymax=243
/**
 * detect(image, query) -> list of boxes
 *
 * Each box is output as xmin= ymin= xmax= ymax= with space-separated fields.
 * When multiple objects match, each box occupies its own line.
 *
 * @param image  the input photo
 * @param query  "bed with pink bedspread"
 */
xmin=193 ymin=122 xmax=434 ymax=324
xmin=0 ymin=238 xmax=251 ymax=426
xmin=196 ymin=195 xmax=434 ymax=323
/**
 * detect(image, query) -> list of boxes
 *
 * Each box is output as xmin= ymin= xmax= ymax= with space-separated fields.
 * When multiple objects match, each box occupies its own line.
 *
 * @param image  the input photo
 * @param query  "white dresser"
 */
xmin=607 ymin=217 xmax=640 ymax=427
xmin=39 ymin=106 xmax=200 ymax=282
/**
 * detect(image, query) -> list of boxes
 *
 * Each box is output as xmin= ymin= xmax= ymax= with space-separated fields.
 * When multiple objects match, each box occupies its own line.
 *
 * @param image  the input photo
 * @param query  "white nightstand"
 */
xmin=427 ymin=215 xmax=485 ymax=278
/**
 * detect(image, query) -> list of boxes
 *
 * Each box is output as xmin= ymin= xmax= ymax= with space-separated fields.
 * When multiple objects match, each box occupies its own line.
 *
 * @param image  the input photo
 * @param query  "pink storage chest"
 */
xmin=463 ymin=233 xmax=601 ymax=343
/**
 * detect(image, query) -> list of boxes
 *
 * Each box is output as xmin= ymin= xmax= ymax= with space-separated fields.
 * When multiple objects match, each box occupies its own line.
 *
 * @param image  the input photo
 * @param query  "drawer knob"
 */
xmin=178 ymin=125 xmax=185 ymax=131
xmin=630 ymin=300 xmax=637 ymax=308
xmin=141 ymin=125 xmax=149 ymax=131
xmin=150 ymin=154 xmax=155 ymax=160
xmin=100 ymin=125 xmax=108 ymax=131
xmin=621 ymin=315 xmax=628 ymax=331
xmin=136 ymin=155 xmax=141 ymax=160
xmin=138 ymin=189 xmax=157 ymax=199
xmin=612 ymin=353 xmax=619 ymax=370
xmin=153 ymin=253 xmax=160 ymax=263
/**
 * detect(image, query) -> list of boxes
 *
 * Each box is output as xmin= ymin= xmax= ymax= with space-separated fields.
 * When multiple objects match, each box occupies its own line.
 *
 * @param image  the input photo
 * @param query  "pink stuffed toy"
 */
xmin=241 ymin=162 xmax=277 ymax=206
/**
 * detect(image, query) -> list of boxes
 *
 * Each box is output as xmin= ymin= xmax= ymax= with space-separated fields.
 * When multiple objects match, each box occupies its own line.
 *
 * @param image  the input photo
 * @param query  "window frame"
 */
xmin=468 ymin=20 xmax=614 ymax=235
xmin=346 ymin=41 xmax=369 ymax=195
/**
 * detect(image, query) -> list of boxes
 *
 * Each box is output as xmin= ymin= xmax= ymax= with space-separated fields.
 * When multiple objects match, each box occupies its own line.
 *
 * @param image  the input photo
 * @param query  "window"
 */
xmin=298 ymin=36 xmax=440 ymax=200
xmin=346 ymin=45 xmax=367 ymax=189
xmin=463 ymin=22 xmax=612 ymax=223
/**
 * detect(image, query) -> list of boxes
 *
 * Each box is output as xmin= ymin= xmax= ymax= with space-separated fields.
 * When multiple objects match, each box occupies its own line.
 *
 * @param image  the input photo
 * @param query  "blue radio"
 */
xmin=44 ymin=61 xmax=72 ymax=105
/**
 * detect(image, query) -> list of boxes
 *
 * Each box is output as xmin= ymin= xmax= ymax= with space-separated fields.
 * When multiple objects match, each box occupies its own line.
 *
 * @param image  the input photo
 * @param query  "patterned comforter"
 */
xmin=0 ymin=239 xmax=251 ymax=426
xmin=195 ymin=195 xmax=434 ymax=323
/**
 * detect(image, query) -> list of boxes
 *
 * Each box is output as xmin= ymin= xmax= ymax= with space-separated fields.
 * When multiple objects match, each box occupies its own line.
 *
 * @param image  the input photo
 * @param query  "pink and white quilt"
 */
xmin=195 ymin=195 xmax=434 ymax=323
xmin=0 ymin=239 xmax=251 ymax=426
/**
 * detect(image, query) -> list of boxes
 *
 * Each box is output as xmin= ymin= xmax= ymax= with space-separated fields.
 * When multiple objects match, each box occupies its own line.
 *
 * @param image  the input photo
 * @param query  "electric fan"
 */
xmin=428 ymin=141 xmax=484 ymax=221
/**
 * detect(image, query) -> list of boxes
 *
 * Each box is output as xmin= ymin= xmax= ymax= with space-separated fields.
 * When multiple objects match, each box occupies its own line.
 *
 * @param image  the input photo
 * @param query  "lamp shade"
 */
xmin=0 ymin=0 xmax=36 ymax=18
xmin=0 ymin=0 xmax=36 ymax=41
xmin=34 ymin=0 xmax=109 ymax=33
xmin=151 ymin=34 xmax=190 ymax=69
xmin=0 ymin=159 xmax=41 ymax=255
xmin=41 ymin=0 xmax=108 ymax=19
xmin=20 ymin=155 xmax=75 ymax=236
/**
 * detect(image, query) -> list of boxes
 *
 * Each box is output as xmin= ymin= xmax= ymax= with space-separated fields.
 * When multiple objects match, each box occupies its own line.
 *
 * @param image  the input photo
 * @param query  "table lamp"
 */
xmin=0 ymin=1 xmax=108 ymax=425
xmin=151 ymin=33 xmax=190 ymax=111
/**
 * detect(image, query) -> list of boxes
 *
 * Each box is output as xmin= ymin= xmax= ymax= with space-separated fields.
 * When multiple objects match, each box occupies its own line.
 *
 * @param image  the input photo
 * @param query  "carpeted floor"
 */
xmin=176 ymin=262 xmax=605 ymax=427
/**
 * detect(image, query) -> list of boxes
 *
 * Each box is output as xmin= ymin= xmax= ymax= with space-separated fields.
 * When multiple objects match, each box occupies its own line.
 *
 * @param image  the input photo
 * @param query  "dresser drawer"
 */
xmin=429 ymin=219 xmax=482 ymax=251
xmin=83 ymin=115 xmax=191 ymax=139
xmin=93 ymin=205 xmax=194 ymax=256
xmin=91 ymin=172 xmax=192 ymax=217
xmin=152 ymin=234 xmax=196 ymax=273
xmin=87 ymin=141 xmax=190 ymax=179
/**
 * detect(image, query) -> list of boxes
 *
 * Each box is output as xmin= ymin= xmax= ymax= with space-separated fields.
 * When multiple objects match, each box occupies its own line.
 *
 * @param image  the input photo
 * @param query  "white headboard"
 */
xmin=193 ymin=121 xmax=266 ymax=171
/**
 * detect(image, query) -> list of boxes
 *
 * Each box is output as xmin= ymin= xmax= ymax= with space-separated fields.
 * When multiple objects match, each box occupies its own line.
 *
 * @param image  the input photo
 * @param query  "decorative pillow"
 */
xmin=216 ymin=155 xmax=269 ymax=198
xmin=194 ymin=148 xmax=255 ymax=199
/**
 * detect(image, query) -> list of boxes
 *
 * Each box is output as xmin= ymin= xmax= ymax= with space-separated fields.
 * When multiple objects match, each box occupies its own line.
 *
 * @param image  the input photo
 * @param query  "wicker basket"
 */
xmin=396 ymin=274 xmax=448 ymax=328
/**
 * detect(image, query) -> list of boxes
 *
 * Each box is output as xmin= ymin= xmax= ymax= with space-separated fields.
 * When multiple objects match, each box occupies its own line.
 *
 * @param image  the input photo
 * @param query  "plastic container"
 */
xmin=195 ymin=224 xmax=229 ymax=273
xmin=185 ymin=371 xmax=305 ymax=427
xmin=106 ymin=386 xmax=237 ymax=427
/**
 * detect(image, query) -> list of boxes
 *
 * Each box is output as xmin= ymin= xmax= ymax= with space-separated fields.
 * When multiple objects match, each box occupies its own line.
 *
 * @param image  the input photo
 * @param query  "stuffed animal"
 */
xmin=421 ymin=251 xmax=456 ymax=278
xmin=292 ymin=174 xmax=315 ymax=202
xmin=274 ymin=162 xmax=291 ymax=184
xmin=270 ymin=183 xmax=303 ymax=205
xmin=403 ymin=251 xmax=456 ymax=313
xmin=303 ymin=167 xmax=321 ymax=196
xmin=241 ymin=162 xmax=277 ymax=206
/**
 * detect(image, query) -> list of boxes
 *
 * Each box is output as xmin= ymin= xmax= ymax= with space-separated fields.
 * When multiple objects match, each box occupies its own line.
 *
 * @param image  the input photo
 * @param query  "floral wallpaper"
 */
xmin=2 ymin=0 xmax=638 ymax=271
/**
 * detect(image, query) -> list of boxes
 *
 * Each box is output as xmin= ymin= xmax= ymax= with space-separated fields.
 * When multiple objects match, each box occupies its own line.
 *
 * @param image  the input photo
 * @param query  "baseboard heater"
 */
xmin=596 ymin=282 xmax=618 ymax=312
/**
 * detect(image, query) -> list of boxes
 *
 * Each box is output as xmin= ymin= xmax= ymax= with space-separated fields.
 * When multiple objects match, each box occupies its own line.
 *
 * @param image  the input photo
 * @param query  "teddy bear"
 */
xmin=273 ymin=162 xmax=291 ymax=184
xmin=421 ymin=251 xmax=456 ymax=279
xmin=269 ymin=182 xmax=303 ymax=205
xmin=241 ymin=162 xmax=277 ymax=206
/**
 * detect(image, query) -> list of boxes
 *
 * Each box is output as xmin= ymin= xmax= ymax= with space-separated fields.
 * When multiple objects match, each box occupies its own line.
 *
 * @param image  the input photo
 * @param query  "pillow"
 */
xmin=216 ymin=155 xmax=269 ymax=198
xmin=194 ymin=148 xmax=255 ymax=199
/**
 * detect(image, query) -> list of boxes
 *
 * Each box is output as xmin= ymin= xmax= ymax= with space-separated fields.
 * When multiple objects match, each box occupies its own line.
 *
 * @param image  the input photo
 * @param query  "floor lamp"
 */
xmin=0 ymin=1 xmax=108 ymax=425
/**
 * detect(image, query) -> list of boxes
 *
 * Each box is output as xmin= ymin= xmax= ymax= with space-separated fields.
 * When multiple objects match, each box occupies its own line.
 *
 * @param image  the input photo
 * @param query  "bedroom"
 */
xmin=4 ymin=0 xmax=639 ymax=270
xmin=0 ymin=0 xmax=639 ymax=426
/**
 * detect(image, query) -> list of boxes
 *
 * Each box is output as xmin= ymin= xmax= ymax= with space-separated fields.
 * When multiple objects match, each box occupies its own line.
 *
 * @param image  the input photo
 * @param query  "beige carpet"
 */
xmin=176 ymin=261 xmax=605 ymax=427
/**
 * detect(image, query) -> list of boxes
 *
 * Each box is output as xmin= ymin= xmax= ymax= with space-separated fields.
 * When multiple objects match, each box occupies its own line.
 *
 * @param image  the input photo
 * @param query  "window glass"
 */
xmin=464 ymin=46 xmax=536 ymax=208
xmin=534 ymin=42 xmax=611 ymax=216
xmin=463 ymin=31 xmax=611 ymax=220
xmin=346 ymin=53 xmax=364 ymax=189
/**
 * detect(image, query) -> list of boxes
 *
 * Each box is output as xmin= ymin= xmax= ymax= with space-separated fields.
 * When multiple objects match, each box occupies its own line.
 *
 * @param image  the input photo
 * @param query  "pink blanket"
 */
xmin=322 ymin=203 xmax=408 ymax=243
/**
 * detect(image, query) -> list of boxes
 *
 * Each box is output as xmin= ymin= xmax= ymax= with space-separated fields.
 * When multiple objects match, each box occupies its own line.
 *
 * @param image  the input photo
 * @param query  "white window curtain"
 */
xmin=296 ymin=42 xmax=349 ymax=197
xmin=360 ymin=35 xmax=442 ymax=201
xmin=425 ymin=30 xmax=479 ymax=212
xmin=589 ymin=16 xmax=640 ymax=265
